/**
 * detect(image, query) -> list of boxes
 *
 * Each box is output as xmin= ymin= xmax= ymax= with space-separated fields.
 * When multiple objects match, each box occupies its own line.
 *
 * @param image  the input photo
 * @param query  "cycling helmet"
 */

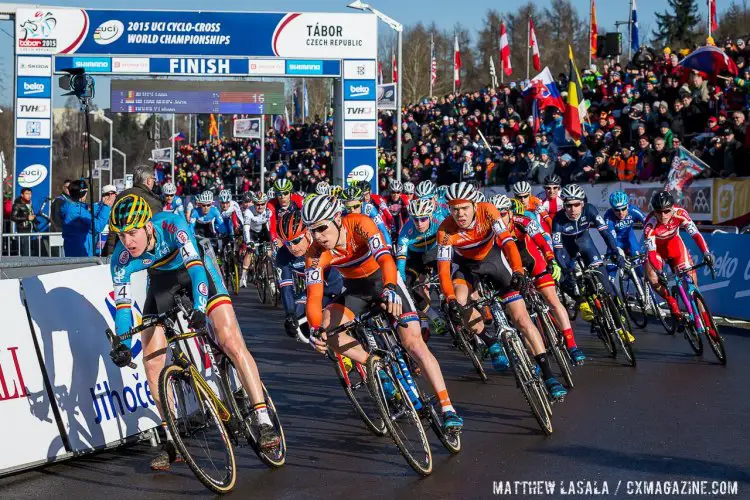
xmin=162 ymin=182 xmax=177 ymax=196
xmin=355 ymin=180 xmax=372 ymax=193
xmin=403 ymin=181 xmax=415 ymax=195
xmin=278 ymin=210 xmax=307 ymax=241
xmin=389 ymin=179 xmax=403 ymax=193
xmin=437 ymin=185 xmax=449 ymax=197
xmin=109 ymin=194 xmax=153 ymax=233
xmin=407 ymin=198 xmax=436 ymax=218
xmin=342 ymin=186 xmax=364 ymax=201
xmin=609 ymin=190 xmax=630 ymax=210
xmin=473 ymin=190 xmax=487 ymax=203
xmin=512 ymin=181 xmax=532 ymax=196
xmin=242 ymin=192 xmax=253 ymax=203
xmin=331 ymin=185 xmax=344 ymax=198
xmin=511 ymin=198 xmax=526 ymax=216
xmin=561 ymin=184 xmax=586 ymax=201
xmin=304 ymin=192 xmax=319 ymax=204
xmin=316 ymin=181 xmax=331 ymax=196
xmin=543 ymin=174 xmax=562 ymax=186
xmin=196 ymin=190 xmax=214 ymax=205
xmin=445 ymin=182 xmax=476 ymax=205
xmin=491 ymin=194 xmax=513 ymax=211
xmin=251 ymin=191 xmax=267 ymax=204
xmin=274 ymin=178 xmax=293 ymax=194
xmin=651 ymin=190 xmax=674 ymax=211
xmin=415 ymin=180 xmax=436 ymax=199
xmin=302 ymin=195 xmax=341 ymax=226
xmin=218 ymin=189 xmax=232 ymax=203
xmin=266 ymin=187 xmax=275 ymax=199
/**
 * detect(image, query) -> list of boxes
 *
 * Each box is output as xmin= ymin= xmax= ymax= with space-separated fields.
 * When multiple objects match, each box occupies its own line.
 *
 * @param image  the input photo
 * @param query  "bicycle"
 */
xmin=105 ymin=295 xmax=286 ymax=493
xmin=522 ymin=283 xmax=575 ymax=389
xmin=253 ymin=242 xmax=279 ymax=306
xmin=220 ymin=237 xmax=241 ymax=296
xmin=668 ymin=262 xmax=726 ymax=364
xmin=572 ymin=259 xmax=636 ymax=367
xmin=617 ymin=254 xmax=674 ymax=333
xmin=324 ymin=305 xmax=461 ymax=476
xmin=472 ymin=274 xmax=554 ymax=435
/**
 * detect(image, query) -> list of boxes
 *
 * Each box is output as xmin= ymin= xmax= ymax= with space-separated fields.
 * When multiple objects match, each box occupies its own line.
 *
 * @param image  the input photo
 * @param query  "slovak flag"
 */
xmin=500 ymin=21 xmax=512 ymax=76
xmin=170 ymin=132 xmax=186 ymax=142
xmin=529 ymin=17 xmax=541 ymax=72
xmin=524 ymin=67 xmax=565 ymax=111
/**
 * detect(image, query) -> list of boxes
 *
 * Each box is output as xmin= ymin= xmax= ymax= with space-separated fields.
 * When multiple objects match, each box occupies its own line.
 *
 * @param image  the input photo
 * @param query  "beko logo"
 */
xmin=23 ymin=82 xmax=45 ymax=94
xmin=348 ymin=85 xmax=371 ymax=98
xmin=94 ymin=20 xmax=124 ymax=45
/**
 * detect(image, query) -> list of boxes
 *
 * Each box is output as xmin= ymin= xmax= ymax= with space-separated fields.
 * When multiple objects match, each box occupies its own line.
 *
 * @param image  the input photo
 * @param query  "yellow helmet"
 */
xmin=109 ymin=194 xmax=152 ymax=233
xmin=510 ymin=198 xmax=526 ymax=216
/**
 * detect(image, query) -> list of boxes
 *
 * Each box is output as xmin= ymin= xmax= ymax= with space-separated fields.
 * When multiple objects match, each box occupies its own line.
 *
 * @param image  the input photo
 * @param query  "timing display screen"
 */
xmin=111 ymin=80 xmax=285 ymax=115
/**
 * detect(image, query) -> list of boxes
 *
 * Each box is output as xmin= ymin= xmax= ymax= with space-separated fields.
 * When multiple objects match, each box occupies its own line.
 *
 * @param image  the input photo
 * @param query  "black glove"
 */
xmin=510 ymin=271 xmax=525 ymax=291
xmin=658 ymin=272 xmax=669 ymax=287
xmin=188 ymin=309 xmax=207 ymax=331
xmin=447 ymin=299 xmax=463 ymax=325
xmin=703 ymin=252 xmax=714 ymax=268
xmin=284 ymin=315 xmax=299 ymax=338
xmin=109 ymin=343 xmax=132 ymax=368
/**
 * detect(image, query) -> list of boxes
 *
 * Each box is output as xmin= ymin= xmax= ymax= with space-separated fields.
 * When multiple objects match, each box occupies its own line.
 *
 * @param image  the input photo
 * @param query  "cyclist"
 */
xmin=189 ymin=191 xmax=222 ymax=240
xmin=218 ymin=190 xmax=244 ymax=240
xmin=540 ymin=174 xmax=564 ymax=218
xmin=241 ymin=191 xmax=272 ymax=288
xmin=437 ymin=182 xmax=567 ymax=399
xmin=161 ymin=182 xmax=184 ymax=216
xmin=552 ymin=184 xmax=631 ymax=340
xmin=512 ymin=181 xmax=553 ymax=234
xmin=303 ymin=195 xmax=464 ymax=432
xmin=403 ymin=181 xmax=416 ymax=202
xmin=492 ymin=195 xmax=585 ymax=365
xmin=416 ymin=180 xmax=450 ymax=219
xmin=603 ymin=190 xmax=647 ymax=281
xmin=341 ymin=186 xmax=392 ymax=246
xmin=268 ymin=179 xmax=303 ymax=246
xmin=396 ymin=198 xmax=449 ymax=338
xmin=386 ymin=179 xmax=409 ymax=241
xmin=276 ymin=211 xmax=343 ymax=341
xmin=357 ymin=180 xmax=395 ymax=228
xmin=316 ymin=181 xmax=331 ymax=196
xmin=107 ymin=195 xmax=280 ymax=470
xmin=642 ymin=191 xmax=714 ymax=324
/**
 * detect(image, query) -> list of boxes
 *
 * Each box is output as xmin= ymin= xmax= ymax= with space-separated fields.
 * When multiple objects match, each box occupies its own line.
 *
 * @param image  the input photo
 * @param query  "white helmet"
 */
xmin=162 ymin=182 xmax=176 ymax=196
xmin=302 ymin=195 xmax=341 ymax=226
xmin=403 ymin=181 xmax=415 ymax=195
xmin=445 ymin=182 xmax=476 ymax=203
xmin=407 ymin=198 xmax=436 ymax=218
xmin=196 ymin=191 xmax=214 ymax=205
xmin=491 ymin=194 xmax=513 ymax=211
xmin=316 ymin=181 xmax=331 ymax=196
xmin=561 ymin=184 xmax=586 ymax=201
xmin=415 ymin=180 xmax=436 ymax=199
xmin=266 ymin=187 xmax=275 ymax=199
xmin=218 ymin=189 xmax=232 ymax=203
xmin=473 ymin=191 xmax=486 ymax=203
xmin=389 ymin=179 xmax=403 ymax=192
xmin=512 ymin=181 xmax=532 ymax=196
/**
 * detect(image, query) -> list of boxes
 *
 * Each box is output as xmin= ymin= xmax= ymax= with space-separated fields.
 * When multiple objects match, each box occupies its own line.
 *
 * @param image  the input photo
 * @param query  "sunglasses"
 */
xmin=498 ymin=210 xmax=510 ymax=217
xmin=517 ymin=194 xmax=530 ymax=199
xmin=346 ymin=203 xmax=362 ymax=211
xmin=284 ymin=235 xmax=305 ymax=246
xmin=198 ymin=203 xmax=212 ymax=207
xmin=614 ymin=207 xmax=628 ymax=213
xmin=311 ymin=224 xmax=330 ymax=234
xmin=544 ymin=186 xmax=560 ymax=190
xmin=413 ymin=216 xmax=430 ymax=224
xmin=564 ymin=202 xmax=583 ymax=209
xmin=656 ymin=209 xmax=672 ymax=214
xmin=276 ymin=191 xmax=291 ymax=197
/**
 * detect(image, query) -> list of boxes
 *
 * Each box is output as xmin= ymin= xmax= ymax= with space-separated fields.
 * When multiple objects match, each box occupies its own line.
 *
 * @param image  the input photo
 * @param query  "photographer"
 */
xmin=60 ymin=180 xmax=113 ymax=257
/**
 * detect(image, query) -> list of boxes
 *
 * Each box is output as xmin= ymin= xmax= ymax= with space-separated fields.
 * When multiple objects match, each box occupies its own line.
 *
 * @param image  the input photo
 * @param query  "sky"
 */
xmin=0 ymin=0 xmax=729 ymax=105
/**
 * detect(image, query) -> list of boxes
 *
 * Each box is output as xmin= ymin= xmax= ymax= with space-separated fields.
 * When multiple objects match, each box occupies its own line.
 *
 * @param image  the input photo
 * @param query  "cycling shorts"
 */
xmin=326 ymin=269 xmax=419 ymax=326
xmin=654 ymin=236 xmax=693 ymax=272
xmin=145 ymin=265 xmax=230 ymax=319
xmin=452 ymin=245 xmax=522 ymax=304
xmin=405 ymin=246 xmax=439 ymax=281
xmin=250 ymin=227 xmax=271 ymax=244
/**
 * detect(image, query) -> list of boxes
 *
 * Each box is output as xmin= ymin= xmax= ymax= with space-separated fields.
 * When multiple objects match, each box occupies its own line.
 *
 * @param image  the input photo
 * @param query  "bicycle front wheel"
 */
xmin=333 ymin=354 xmax=387 ymax=436
xmin=675 ymin=286 xmax=703 ymax=355
xmin=366 ymin=355 xmax=432 ymax=476
xmin=650 ymin=284 xmax=677 ymax=335
xmin=537 ymin=310 xmax=574 ymax=389
xmin=448 ymin=315 xmax=488 ymax=382
xmin=619 ymin=270 xmax=648 ymax=329
xmin=158 ymin=364 xmax=237 ymax=494
xmin=693 ymin=292 xmax=726 ymax=364
xmin=604 ymin=294 xmax=636 ymax=367
xmin=503 ymin=334 xmax=553 ymax=435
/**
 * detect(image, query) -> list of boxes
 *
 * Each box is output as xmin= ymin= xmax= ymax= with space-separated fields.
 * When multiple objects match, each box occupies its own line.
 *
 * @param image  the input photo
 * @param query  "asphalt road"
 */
xmin=2 ymin=288 xmax=749 ymax=499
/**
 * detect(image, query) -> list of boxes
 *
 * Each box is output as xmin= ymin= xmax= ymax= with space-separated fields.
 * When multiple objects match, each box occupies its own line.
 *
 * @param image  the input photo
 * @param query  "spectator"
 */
xmin=612 ymin=147 xmax=639 ymax=182
xmin=61 ymin=180 xmax=113 ymax=257
xmin=720 ymin=127 xmax=745 ymax=177
xmin=528 ymin=149 xmax=555 ymax=184
xmin=50 ymin=179 xmax=71 ymax=232
xmin=11 ymin=187 xmax=35 ymax=234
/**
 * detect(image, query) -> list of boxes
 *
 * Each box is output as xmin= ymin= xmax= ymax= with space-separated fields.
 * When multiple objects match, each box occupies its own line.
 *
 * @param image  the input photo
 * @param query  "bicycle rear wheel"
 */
xmin=265 ymin=259 xmax=279 ymax=307
xmin=503 ymin=333 xmax=553 ymax=435
xmin=256 ymin=257 xmax=268 ymax=303
xmin=675 ymin=286 xmax=703 ymax=355
xmin=650 ymin=285 xmax=677 ymax=335
xmin=333 ymin=353 xmax=386 ymax=436
xmin=424 ymin=397 xmax=461 ymax=454
xmin=693 ymin=292 xmax=725 ymax=364
xmin=366 ymin=355 xmax=432 ymax=476
xmin=158 ymin=364 xmax=236 ymax=494
xmin=591 ymin=297 xmax=617 ymax=358
xmin=448 ymin=316 xmax=488 ymax=382
xmin=537 ymin=310 xmax=574 ymax=389
xmin=619 ymin=270 xmax=648 ymax=329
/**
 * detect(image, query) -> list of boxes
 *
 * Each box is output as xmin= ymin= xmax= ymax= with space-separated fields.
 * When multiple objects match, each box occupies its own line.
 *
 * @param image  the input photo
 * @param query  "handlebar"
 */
xmin=319 ymin=304 xmax=386 ymax=338
xmin=676 ymin=261 xmax=717 ymax=281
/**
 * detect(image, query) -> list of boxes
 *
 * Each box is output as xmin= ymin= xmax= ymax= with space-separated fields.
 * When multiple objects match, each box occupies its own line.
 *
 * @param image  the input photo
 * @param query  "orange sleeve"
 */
xmin=354 ymin=214 xmax=397 ymax=286
xmin=436 ymin=225 xmax=456 ymax=300
xmin=305 ymin=250 xmax=330 ymax=330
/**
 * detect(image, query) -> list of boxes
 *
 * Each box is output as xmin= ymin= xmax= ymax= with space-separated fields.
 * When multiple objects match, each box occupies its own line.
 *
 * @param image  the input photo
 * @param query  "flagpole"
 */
xmin=302 ymin=78 xmax=306 ymax=123
xmin=588 ymin=1 xmax=592 ymax=68
xmin=708 ymin=0 xmax=712 ymax=37
xmin=430 ymin=33 xmax=434 ymax=96
xmin=500 ymin=19 xmax=504 ymax=84
xmin=453 ymin=32 xmax=456 ymax=94
xmin=628 ymin=0 xmax=633 ymax=60
xmin=526 ymin=17 xmax=530 ymax=80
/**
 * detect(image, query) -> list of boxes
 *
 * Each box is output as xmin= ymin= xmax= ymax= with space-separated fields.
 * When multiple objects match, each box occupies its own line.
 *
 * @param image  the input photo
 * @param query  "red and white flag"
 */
xmin=392 ymin=51 xmax=398 ymax=83
xmin=500 ymin=21 xmax=512 ymax=76
xmin=709 ymin=0 xmax=718 ymax=34
xmin=430 ymin=37 xmax=437 ymax=87
xmin=454 ymin=35 xmax=462 ymax=90
xmin=529 ymin=17 xmax=541 ymax=72
xmin=377 ymin=61 xmax=383 ymax=85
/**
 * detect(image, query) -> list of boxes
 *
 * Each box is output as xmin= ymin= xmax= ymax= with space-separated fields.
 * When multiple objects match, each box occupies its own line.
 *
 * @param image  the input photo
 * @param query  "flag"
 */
xmin=531 ymin=98 xmax=541 ymax=133
xmin=454 ymin=35 xmax=462 ymax=90
xmin=303 ymin=79 xmax=309 ymax=119
xmin=430 ymin=35 xmax=437 ymax=88
xmin=679 ymin=46 xmax=739 ymax=76
xmin=524 ymin=67 xmax=565 ymax=111
xmin=378 ymin=61 xmax=384 ymax=85
xmin=590 ymin=0 xmax=598 ymax=59
xmin=169 ymin=132 xmax=186 ymax=142
xmin=500 ymin=20 xmax=512 ymax=76
xmin=529 ymin=17 xmax=541 ymax=72
xmin=293 ymin=86 xmax=300 ymax=122
xmin=631 ymin=0 xmax=640 ymax=53
xmin=666 ymin=146 xmax=710 ymax=202
xmin=209 ymin=114 xmax=218 ymax=138
xmin=489 ymin=57 xmax=498 ymax=87
xmin=709 ymin=0 xmax=718 ymax=34
xmin=392 ymin=51 xmax=398 ymax=83
xmin=563 ymin=46 xmax=583 ymax=143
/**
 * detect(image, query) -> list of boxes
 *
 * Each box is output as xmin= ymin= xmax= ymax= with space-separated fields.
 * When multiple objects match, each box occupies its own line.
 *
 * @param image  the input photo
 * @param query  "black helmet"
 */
xmin=69 ymin=179 xmax=89 ymax=200
xmin=543 ymin=174 xmax=562 ymax=186
xmin=651 ymin=190 xmax=674 ymax=211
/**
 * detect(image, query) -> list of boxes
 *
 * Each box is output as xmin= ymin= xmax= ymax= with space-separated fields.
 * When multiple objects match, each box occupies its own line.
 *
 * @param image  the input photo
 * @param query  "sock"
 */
xmin=563 ymin=328 xmax=576 ymax=349
xmin=535 ymin=353 xmax=554 ymax=381
xmin=252 ymin=402 xmax=273 ymax=426
xmin=162 ymin=420 xmax=174 ymax=442
xmin=424 ymin=307 xmax=440 ymax=323
xmin=437 ymin=389 xmax=455 ymax=413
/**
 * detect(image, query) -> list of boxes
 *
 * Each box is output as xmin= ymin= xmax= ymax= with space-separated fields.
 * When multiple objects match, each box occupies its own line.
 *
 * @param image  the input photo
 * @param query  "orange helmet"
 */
xmin=277 ymin=210 xmax=306 ymax=241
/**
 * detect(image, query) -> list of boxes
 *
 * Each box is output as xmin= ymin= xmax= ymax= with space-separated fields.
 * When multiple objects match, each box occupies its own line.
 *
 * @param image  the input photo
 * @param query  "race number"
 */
xmin=114 ymin=284 xmax=130 ymax=305
xmin=180 ymin=240 xmax=200 ymax=263
xmin=437 ymin=245 xmax=453 ymax=261
xmin=305 ymin=267 xmax=323 ymax=285
xmin=368 ymin=234 xmax=383 ymax=252
xmin=491 ymin=219 xmax=508 ymax=235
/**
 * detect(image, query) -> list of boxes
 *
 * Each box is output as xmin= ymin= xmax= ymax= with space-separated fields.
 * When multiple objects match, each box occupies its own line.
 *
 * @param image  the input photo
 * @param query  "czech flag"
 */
xmin=679 ymin=46 xmax=738 ymax=76
xmin=170 ymin=132 xmax=186 ymax=142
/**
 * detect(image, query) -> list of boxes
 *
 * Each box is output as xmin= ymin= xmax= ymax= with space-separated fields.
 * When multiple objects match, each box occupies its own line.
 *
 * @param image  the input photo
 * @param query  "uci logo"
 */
xmin=94 ymin=20 xmax=124 ymax=45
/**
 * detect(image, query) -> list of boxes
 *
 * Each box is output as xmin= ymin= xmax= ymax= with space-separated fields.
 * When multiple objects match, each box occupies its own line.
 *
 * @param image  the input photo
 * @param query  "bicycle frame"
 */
xmin=673 ymin=263 xmax=712 ymax=334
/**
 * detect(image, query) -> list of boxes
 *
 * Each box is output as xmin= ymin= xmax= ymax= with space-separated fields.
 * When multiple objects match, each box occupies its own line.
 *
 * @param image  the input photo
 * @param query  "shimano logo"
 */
xmin=349 ymin=85 xmax=371 ymax=97
xmin=23 ymin=82 xmax=45 ymax=94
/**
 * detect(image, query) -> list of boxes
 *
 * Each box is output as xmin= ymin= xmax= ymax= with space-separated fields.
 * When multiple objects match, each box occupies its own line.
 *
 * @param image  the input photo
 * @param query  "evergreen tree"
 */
xmin=653 ymin=0 xmax=703 ymax=49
